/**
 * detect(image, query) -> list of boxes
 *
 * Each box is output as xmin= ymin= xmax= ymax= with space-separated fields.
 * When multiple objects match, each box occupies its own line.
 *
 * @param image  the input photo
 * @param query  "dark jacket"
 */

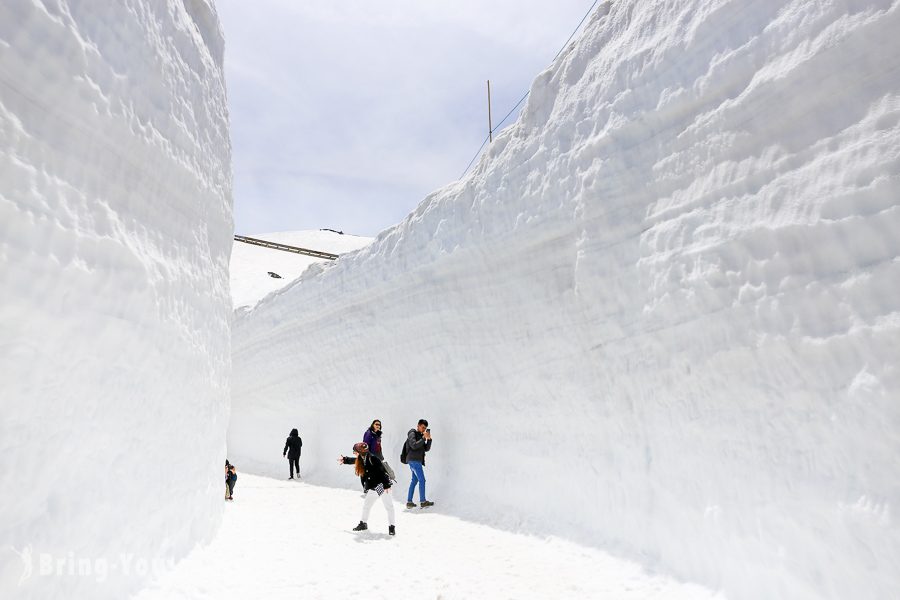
xmin=362 ymin=427 xmax=383 ymax=460
xmin=405 ymin=428 xmax=432 ymax=464
xmin=342 ymin=453 xmax=392 ymax=492
xmin=283 ymin=432 xmax=303 ymax=459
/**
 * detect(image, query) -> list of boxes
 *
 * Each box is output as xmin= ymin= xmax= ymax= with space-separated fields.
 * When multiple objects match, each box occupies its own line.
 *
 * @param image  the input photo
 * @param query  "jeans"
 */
xmin=407 ymin=460 xmax=426 ymax=502
xmin=288 ymin=457 xmax=300 ymax=477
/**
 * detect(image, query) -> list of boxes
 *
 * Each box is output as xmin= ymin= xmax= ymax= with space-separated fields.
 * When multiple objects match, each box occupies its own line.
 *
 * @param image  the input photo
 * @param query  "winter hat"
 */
xmin=353 ymin=442 xmax=369 ymax=454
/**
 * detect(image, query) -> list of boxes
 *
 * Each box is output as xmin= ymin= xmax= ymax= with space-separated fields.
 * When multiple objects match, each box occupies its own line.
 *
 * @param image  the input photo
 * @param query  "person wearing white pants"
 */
xmin=361 ymin=485 xmax=395 ymax=525
xmin=339 ymin=441 xmax=396 ymax=535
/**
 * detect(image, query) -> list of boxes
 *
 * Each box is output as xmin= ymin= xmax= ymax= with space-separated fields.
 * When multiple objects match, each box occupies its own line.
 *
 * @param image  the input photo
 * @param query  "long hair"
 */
xmin=354 ymin=454 xmax=365 ymax=477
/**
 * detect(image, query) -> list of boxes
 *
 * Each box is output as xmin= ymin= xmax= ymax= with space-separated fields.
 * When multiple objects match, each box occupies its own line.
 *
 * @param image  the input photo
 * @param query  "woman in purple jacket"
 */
xmin=362 ymin=419 xmax=396 ymax=484
xmin=362 ymin=419 xmax=383 ymax=460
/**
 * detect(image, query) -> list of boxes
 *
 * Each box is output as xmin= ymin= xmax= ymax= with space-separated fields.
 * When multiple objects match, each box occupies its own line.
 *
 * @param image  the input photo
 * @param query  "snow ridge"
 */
xmin=230 ymin=230 xmax=373 ymax=309
xmin=0 ymin=2 xmax=231 ymax=598
xmin=231 ymin=1 xmax=899 ymax=598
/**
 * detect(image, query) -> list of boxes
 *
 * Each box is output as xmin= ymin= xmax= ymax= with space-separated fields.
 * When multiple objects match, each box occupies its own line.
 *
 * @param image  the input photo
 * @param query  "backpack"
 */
xmin=400 ymin=439 xmax=409 ymax=464
xmin=382 ymin=461 xmax=397 ymax=482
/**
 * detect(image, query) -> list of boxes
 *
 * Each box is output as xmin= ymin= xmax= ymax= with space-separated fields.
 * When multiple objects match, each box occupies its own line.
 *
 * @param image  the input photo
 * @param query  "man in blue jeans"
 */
xmin=405 ymin=419 xmax=433 ymax=508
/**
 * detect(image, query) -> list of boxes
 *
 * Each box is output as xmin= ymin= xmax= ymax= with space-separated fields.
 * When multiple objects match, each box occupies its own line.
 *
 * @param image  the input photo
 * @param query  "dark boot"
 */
xmin=352 ymin=521 xmax=368 ymax=531
xmin=420 ymin=500 xmax=434 ymax=508
xmin=405 ymin=502 xmax=416 ymax=509
xmin=389 ymin=525 xmax=396 ymax=536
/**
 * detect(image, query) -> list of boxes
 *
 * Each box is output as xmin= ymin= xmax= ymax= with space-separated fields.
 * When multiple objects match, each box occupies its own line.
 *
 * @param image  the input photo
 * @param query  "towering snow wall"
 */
xmin=230 ymin=1 xmax=900 ymax=598
xmin=0 ymin=1 xmax=231 ymax=598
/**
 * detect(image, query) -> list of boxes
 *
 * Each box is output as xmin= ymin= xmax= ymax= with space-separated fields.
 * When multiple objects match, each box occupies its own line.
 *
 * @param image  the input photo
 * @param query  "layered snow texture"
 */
xmin=230 ymin=1 xmax=900 ymax=598
xmin=0 ymin=2 xmax=231 ymax=598
xmin=230 ymin=230 xmax=372 ymax=309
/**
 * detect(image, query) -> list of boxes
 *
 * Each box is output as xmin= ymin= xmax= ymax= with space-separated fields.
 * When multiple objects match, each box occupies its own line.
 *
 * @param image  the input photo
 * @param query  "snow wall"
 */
xmin=230 ymin=1 xmax=900 ymax=598
xmin=0 ymin=1 xmax=232 ymax=598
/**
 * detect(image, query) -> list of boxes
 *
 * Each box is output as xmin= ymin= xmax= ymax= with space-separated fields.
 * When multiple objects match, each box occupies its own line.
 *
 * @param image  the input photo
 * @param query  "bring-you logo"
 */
xmin=7 ymin=545 xmax=175 ymax=585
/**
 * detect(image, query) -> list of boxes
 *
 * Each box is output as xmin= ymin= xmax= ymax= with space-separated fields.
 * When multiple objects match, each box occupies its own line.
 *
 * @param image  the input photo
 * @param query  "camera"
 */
xmin=426 ymin=428 xmax=430 ymax=433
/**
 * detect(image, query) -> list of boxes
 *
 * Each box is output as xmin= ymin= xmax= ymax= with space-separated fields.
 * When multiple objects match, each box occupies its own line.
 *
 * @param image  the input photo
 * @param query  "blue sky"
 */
xmin=216 ymin=0 xmax=595 ymax=237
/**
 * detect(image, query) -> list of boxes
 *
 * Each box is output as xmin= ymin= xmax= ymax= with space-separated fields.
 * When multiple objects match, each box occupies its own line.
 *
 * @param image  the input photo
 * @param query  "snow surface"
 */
xmin=0 ymin=1 xmax=231 ymax=599
xmin=230 ymin=230 xmax=372 ymax=309
xmin=230 ymin=1 xmax=900 ymax=599
xmin=133 ymin=474 xmax=723 ymax=600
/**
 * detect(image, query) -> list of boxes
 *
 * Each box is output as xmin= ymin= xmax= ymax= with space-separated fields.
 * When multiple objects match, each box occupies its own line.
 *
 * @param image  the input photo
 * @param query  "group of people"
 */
xmin=337 ymin=418 xmax=434 ymax=536
xmin=225 ymin=419 xmax=434 ymax=537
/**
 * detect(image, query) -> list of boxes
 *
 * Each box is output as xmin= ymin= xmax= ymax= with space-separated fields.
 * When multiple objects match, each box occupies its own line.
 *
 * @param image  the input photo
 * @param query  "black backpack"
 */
xmin=400 ymin=439 xmax=409 ymax=464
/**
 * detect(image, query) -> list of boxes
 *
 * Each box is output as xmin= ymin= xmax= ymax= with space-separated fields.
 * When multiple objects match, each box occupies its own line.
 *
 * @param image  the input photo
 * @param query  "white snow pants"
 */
xmin=361 ymin=488 xmax=395 ymax=525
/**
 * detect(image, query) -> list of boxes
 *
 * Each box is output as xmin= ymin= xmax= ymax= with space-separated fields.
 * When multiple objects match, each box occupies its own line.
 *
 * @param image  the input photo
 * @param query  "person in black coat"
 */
xmin=338 ymin=442 xmax=396 ymax=535
xmin=283 ymin=428 xmax=303 ymax=479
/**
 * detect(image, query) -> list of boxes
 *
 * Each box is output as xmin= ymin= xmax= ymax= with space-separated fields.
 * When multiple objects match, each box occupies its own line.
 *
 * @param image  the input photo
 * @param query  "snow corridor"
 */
xmin=133 ymin=474 xmax=723 ymax=600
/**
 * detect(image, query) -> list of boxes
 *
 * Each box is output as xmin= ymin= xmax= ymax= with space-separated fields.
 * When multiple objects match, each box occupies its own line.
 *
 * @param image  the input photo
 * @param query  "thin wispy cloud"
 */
xmin=217 ymin=0 xmax=595 ymax=236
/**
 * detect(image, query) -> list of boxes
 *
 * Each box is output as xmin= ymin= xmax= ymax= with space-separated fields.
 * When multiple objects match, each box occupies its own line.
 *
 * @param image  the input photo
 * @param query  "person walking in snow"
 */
xmin=283 ymin=428 xmax=303 ymax=479
xmin=338 ymin=442 xmax=396 ymax=535
xmin=404 ymin=419 xmax=433 ymax=509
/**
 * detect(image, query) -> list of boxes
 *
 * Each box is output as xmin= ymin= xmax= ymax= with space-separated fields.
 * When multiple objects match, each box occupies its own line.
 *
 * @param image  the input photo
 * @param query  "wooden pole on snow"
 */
xmin=487 ymin=79 xmax=493 ymax=143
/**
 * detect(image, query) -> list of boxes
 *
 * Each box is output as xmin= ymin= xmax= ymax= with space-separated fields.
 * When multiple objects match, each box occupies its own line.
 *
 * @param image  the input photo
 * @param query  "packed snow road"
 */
xmin=133 ymin=474 xmax=723 ymax=599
